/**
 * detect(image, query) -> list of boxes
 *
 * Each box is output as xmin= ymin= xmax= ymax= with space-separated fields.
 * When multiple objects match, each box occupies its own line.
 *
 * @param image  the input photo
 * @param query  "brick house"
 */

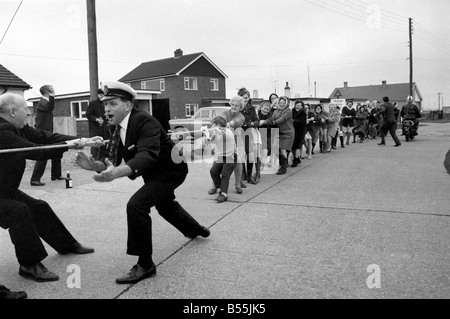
xmin=329 ymin=81 xmax=423 ymax=110
xmin=119 ymin=49 xmax=228 ymax=124
xmin=28 ymin=90 xmax=158 ymax=137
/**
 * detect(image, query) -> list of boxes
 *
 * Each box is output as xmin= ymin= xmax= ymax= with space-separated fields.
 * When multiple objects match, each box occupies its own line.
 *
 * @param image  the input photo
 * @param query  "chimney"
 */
xmin=174 ymin=48 xmax=183 ymax=58
xmin=344 ymin=82 xmax=348 ymax=89
xmin=253 ymin=90 xmax=259 ymax=99
xmin=284 ymin=82 xmax=291 ymax=98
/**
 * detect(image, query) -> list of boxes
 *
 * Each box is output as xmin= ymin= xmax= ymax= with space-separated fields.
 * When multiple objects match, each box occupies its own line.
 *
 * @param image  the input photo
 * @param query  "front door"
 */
xmin=152 ymin=99 xmax=171 ymax=132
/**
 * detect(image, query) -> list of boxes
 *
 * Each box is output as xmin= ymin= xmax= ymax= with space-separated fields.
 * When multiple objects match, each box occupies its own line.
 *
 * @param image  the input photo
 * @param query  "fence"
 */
xmin=27 ymin=116 xmax=77 ymax=135
xmin=423 ymin=111 xmax=449 ymax=121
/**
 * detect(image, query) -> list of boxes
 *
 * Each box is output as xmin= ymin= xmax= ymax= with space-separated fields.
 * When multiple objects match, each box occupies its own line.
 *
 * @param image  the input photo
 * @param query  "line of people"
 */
xmin=206 ymin=91 xmax=421 ymax=203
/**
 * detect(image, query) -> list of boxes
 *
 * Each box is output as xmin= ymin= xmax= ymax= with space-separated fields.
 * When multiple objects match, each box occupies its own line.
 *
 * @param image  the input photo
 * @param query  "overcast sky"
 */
xmin=1 ymin=0 xmax=449 ymax=109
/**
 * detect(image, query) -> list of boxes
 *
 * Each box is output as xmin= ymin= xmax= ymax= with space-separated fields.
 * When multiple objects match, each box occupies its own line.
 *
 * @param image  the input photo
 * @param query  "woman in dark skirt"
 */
xmin=291 ymin=100 xmax=307 ymax=167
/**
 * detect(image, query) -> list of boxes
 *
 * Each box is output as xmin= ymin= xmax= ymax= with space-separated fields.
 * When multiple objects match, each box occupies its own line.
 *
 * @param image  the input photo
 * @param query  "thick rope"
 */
xmin=0 ymin=127 xmax=213 ymax=154
xmin=0 ymin=142 xmax=108 ymax=154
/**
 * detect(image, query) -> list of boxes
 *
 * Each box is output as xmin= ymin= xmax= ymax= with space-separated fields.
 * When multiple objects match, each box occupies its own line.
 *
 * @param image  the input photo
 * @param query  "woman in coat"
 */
xmin=238 ymin=88 xmax=260 ymax=185
xmin=310 ymin=105 xmax=328 ymax=153
xmin=341 ymin=100 xmax=356 ymax=145
xmin=260 ymin=96 xmax=294 ymax=175
xmin=221 ymin=95 xmax=246 ymax=194
xmin=257 ymin=101 xmax=274 ymax=173
xmin=291 ymin=100 xmax=307 ymax=167
xmin=325 ymin=104 xmax=341 ymax=152
xmin=353 ymin=105 xmax=368 ymax=143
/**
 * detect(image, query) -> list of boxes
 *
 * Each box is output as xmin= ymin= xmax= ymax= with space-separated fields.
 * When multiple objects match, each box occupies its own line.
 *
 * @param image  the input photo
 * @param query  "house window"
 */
xmin=160 ymin=79 xmax=165 ymax=92
xmin=185 ymin=104 xmax=199 ymax=117
xmin=210 ymin=78 xmax=219 ymax=91
xmin=184 ymin=77 xmax=198 ymax=90
xmin=141 ymin=81 xmax=146 ymax=90
xmin=70 ymin=100 xmax=89 ymax=120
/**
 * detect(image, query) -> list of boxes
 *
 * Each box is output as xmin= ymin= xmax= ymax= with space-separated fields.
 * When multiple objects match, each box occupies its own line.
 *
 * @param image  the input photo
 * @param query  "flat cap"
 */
xmin=100 ymin=81 xmax=137 ymax=102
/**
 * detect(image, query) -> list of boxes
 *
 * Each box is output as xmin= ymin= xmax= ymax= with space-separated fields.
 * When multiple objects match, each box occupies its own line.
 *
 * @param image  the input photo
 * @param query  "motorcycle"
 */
xmin=402 ymin=119 xmax=416 ymax=142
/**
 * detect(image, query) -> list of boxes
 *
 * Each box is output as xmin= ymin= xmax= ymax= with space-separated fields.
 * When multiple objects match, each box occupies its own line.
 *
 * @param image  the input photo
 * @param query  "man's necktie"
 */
xmin=108 ymin=125 xmax=121 ymax=166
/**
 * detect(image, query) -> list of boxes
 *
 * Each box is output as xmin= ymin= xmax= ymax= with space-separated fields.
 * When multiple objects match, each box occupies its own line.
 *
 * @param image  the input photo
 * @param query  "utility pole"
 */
xmin=409 ymin=18 xmax=413 ymax=96
xmin=314 ymin=81 xmax=317 ymax=98
xmin=307 ymin=64 xmax=311 ymax=97
xmin=86 ymin=0 xmax=99 ymax=100
xmin=438 ymin=92 xmax=442 ymax=111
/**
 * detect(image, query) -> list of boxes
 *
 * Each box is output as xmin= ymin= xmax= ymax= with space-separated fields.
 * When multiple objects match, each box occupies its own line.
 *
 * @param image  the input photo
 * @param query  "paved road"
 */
xmin=1 ymin=122 xmax=449 ymax=299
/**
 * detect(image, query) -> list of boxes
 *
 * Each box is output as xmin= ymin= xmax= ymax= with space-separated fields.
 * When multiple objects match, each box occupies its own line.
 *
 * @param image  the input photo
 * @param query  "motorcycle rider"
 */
xmin=400 ymin=96 xmax=422 ymax=136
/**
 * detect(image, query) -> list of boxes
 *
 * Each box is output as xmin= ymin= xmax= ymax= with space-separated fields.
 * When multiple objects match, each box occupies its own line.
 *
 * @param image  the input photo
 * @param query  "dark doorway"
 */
xmin=152 ymin=99 xmax=171 ymax=132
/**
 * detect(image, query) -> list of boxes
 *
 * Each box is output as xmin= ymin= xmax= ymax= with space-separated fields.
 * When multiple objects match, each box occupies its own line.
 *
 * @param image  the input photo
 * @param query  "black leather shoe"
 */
xmin=51 ymin=177 xmax=68 ymax=181
xmin=19 ymin=263 xmax=59 ymax=282
xmin=58 ymin=242 xmax=94 ymax=255
xmin=393 ymin=144 xmax=401 ymax=147
xmin=30 ymin=181 xmax=45 ymax=186
xmin=377 ymin=142 xmax=386 ymax=146
xmin=0 ymin=285 xmax=27 ymax=299
xmin=186 ymin=226 xmax=211 ymax=239
xmin=116 ymin=264 xmax=156 ymax=284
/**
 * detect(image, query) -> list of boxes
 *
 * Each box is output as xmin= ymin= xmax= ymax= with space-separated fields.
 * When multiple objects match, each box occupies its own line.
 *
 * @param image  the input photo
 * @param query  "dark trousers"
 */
xmin=0 ymin=190 xmax=77 ymax=266
xmin=31 ymin=158 xmax=62 ymax=181
xmin=210 ymin=156 xmax=237 ymax=195
xmin=380 ymin=120 xmax=401 ymax=145
xmin=126 ymin=167 xmax=202 ymax=258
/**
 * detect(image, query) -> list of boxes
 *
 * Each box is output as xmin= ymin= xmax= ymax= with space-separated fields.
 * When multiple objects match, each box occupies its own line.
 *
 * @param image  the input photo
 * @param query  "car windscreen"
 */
xmin=195 ymin=109 xmax=210 ymax=119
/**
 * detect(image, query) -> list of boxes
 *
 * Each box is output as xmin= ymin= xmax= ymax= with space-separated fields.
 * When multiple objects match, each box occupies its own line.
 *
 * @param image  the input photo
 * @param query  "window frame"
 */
xmin=185 ymin=104 xmax=199 ymax=118
xmin=210 ymin=78 xmax=219 ymax=91
xmin=70 ymin=100 xmax=89 ymax=121
xmin=184 ymin=77 xmax=198 ymax=91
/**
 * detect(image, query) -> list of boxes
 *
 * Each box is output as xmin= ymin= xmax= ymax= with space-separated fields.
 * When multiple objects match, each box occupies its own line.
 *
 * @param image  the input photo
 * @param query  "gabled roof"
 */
xmin=119 ymin=52 xmax=227 ymax=82
xmin=0 ymin=64 xmax=31 ymax=89
xmin=329 ymin=82 xmax=423 ymax=102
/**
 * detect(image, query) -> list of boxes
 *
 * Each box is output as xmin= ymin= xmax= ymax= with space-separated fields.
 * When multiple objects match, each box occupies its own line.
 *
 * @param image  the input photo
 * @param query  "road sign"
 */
xmin=331 ymin=99 xmax=346 ymax=108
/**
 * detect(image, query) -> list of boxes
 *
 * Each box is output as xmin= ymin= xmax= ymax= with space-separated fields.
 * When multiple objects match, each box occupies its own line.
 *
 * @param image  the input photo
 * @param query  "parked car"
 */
xmin=169 ymin=106 xmax=230 ymax=140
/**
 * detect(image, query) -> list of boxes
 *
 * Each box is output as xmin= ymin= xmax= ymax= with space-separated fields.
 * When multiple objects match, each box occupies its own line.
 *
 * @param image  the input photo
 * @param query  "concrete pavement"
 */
xmin=1 ymin=122 xmax=449 ymax=299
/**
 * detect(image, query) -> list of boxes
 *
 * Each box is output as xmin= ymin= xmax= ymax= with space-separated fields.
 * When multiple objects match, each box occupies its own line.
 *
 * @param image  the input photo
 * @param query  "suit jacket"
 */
xmin=108 ymin=109 xmax=188 ymax=183
xmin=35 ymin=96 xmax=55 ymax=132
xmin=0 ymin=117 xmax=76 ymax=197
xmin=377 ymin=102 xmax=396 ymax=123
xmin=86 ymin=99 xmax=110 ymax=139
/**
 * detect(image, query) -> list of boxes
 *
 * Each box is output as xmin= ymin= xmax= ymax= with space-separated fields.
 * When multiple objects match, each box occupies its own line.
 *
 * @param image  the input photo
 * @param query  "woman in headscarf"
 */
xmin=260 ymin=96 xmax=294 ymax=175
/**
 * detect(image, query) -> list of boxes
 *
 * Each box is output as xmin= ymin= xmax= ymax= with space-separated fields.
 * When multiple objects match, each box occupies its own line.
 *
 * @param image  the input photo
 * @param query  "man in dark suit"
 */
xmin=76 ymin=82 xmax=210 ymax=284
xmin=30 ymin=85 xmax=65 ymax=186
xmin=0 ymin=93 xmax=99 ymax=282
xmin=86 ymin=89 xmax=110 ymax=160
xmin=377 ymin=96 xmax=402 ymax=147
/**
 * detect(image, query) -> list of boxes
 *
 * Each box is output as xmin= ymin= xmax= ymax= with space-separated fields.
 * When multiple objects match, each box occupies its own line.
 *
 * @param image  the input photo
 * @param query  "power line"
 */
xmin=414 ymin=23 xmax=450 ymax=51
xmin=303 ymin=0 xmax=406 ymax=33
xmin=0 ymin=51 xmax=139 ymax=64
xmin=347 ymin=0 xmax=411 ymax=21
xmin=414 ymin=34 xmax=450 ymax=57
xmin=332 ymin=0 xmax=406 ymax=27
xmin=0 ymin=0 xmax=23 ymax=46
